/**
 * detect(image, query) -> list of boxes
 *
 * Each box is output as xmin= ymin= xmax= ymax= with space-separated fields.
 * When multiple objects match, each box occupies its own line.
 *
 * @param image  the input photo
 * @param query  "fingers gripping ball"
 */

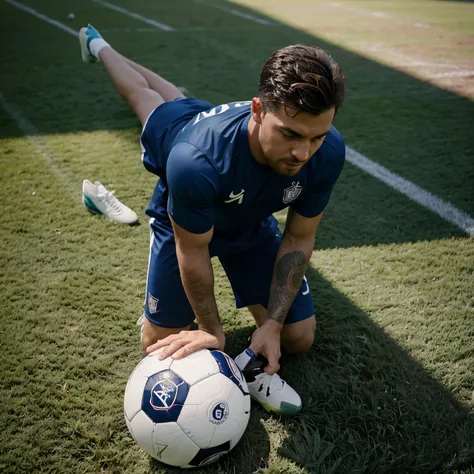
xmin=124 ymin=348 xmax=251 ymax=468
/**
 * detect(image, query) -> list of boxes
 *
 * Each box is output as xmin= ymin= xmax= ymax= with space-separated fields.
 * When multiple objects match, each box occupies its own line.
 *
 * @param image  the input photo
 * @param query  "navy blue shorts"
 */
xmin=144 ymin=217 xmax=315 ymax=328
xmin=141 ymin=97 xmax=214 ymax=177
xmin=141 ymin=99 xmax=315 ymax=328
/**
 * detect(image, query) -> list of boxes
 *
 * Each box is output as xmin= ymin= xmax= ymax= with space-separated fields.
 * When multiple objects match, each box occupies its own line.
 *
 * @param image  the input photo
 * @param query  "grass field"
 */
xmin=1 ymin=0 xmax=473 ymax=473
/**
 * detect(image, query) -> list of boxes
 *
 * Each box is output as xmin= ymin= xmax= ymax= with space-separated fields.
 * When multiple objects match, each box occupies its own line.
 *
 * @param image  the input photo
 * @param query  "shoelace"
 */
xmin=255 ymin=371 xmax=285 ymax=397
xmin=97 ymin=189 xmax=123 ymax=213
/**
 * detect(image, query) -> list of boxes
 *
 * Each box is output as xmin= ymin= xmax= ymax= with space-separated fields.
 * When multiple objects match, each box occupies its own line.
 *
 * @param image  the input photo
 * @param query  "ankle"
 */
xmin=89 ymin=38 xmax=110 ymax=59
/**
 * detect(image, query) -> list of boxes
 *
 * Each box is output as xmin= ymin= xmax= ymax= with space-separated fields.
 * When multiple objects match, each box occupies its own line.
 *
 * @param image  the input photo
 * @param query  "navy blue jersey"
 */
xmin=143 ymin=100 xmax=345 ymax=238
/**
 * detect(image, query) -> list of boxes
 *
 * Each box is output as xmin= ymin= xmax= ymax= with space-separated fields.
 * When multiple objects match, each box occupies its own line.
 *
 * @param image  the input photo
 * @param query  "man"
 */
xmin=79 ymin=25 xmax=346 ymax=415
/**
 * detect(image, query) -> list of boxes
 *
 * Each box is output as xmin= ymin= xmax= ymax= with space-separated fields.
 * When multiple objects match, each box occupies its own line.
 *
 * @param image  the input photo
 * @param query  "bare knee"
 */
xmin=282 ymin=332 xmax=315 ymax=354
xmin=281 ymin=316 xmax=316 ymax=354
xmin=141 ymin=317 xmax=190 ymax=355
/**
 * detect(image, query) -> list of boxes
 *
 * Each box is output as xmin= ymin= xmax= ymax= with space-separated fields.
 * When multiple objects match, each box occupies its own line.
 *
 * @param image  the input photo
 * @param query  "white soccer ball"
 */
xmin=67 ymin=13 xmax=75 ymax=21
xmin=124 ymin=348 xmax=251 ymax=468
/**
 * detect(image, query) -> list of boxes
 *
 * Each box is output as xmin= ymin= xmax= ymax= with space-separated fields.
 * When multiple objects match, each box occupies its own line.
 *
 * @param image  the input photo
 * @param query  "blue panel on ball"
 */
xmin=189 ymin=441 xmax=231 ymax=467
xmin=142 ymin=370 xmax=189 ymax=423
xmin=211 ymin=350 xmax=249 ymax=395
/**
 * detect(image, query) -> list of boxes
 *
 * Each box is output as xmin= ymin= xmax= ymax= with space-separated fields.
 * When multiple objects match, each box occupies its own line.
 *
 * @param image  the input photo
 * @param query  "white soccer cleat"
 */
xmin=234 ymin=348 xmax=302 ymax=415
xmin=82 ymin=180 xmax=139 ymax=225
xmin=79 ymin=24 xmax=102 ymax=63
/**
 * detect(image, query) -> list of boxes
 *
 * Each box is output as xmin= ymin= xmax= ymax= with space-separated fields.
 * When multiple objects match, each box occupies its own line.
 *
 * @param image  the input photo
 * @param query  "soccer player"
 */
xmin=79 ymin=25 xmax=346 ymax=415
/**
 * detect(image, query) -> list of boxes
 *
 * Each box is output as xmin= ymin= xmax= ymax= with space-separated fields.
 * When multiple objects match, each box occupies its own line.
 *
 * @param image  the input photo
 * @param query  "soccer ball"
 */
xmin=124 ymin=348 xmax=251 ymax=468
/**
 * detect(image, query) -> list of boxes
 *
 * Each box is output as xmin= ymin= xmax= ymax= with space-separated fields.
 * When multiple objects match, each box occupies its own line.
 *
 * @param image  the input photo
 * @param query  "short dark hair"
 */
xmin=258 ymin=44 xmax=346 ymax=116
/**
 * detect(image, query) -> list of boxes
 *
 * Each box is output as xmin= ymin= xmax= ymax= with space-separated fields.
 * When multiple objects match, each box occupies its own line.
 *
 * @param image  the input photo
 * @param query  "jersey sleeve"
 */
xmin=166 ymin=142 xmax=220 ymax=234
xmin=291 ymin=131 xmax=346 ymax=218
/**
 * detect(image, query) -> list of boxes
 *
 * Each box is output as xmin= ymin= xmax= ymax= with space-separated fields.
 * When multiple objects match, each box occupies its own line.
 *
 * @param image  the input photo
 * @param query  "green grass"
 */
xmin=1 ymin=0 xmax=473 ymax=473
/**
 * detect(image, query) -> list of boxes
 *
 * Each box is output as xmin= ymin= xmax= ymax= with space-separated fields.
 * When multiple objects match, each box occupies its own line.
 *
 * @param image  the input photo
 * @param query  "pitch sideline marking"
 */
xmin=0 ymin=93 xmax=79 ymax=198
xmin=5 ymin=0 xmax=78 ymax=37
xmin=346 ymin=147 xmax=474 ymax=236
xmin=430 ymin=71 xmax=474 ymax=79
xmin=91 ymin=0 xmax=174 ymax=31
xmin=192 ymin=0 xmax=273 ymax=25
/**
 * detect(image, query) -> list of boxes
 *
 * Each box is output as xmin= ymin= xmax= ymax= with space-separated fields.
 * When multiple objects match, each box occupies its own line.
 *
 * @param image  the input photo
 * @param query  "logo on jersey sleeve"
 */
xmin=283 ymin=182 xmax=303 ymax=204
xmin=224 ymin=189 xmax=245 ymax=205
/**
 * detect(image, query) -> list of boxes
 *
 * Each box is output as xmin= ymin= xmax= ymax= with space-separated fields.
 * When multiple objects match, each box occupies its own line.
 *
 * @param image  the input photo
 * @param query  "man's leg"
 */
xmin=80 ymin=25 xmax=183 ymax=125
xmin=247 ymin=304 xmax=316 ymax=354
xmin=121 ymin=55 xmax=185 ymax=102
xmin=98 ymin=47 xmax=164 ymax=125
xmin=220 ymin=236 xmax=312 ymax=415
xmin=141 ymin=220 xmax=197 ymax=354
xmin=142 ymin=318 xmax=191 ymax=355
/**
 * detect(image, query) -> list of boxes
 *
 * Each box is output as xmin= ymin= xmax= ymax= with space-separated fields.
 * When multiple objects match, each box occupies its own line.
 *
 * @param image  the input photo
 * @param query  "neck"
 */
xmin=247 ymin=117 xmax=267 ymax=165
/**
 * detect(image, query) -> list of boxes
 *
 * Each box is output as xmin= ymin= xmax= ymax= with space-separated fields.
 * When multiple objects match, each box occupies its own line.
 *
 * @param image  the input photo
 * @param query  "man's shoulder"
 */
xmin=175 ymin=100 xmax=251 ymax=143
xmin=170 ymin=101 xmax=252 ymax=171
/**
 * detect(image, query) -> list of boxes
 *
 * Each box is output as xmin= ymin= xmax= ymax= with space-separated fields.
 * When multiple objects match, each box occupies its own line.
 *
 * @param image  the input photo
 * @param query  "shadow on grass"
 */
xmin=223 ymin=264 xmax=474 ymax=473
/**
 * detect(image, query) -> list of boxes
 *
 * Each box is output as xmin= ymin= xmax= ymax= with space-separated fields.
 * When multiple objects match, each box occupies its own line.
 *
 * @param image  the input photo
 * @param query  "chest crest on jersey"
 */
xmin=283 ymin=182 xmax=303 ymax=204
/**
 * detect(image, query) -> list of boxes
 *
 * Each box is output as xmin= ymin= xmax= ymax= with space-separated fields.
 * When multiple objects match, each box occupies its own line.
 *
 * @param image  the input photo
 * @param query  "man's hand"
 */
xmin=145 ymin=329 xmax=225 ymax=361
xmin=249 ymin=320 xmax=283 ymax=375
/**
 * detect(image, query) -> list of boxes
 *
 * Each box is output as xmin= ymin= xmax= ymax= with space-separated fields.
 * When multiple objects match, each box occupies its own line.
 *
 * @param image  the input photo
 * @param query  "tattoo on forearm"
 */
xmin=181 ymin=270 xmax=221 ymax=332
xmin=268 ymin=251 xmax=307 ymax=324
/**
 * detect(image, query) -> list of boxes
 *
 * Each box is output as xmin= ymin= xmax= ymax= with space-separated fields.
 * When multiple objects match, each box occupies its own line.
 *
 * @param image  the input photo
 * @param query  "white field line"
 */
xmin=330 ymin=1 xmax=438 ymax=30
xmin=346 ymin=147 xmax=474 ymax=236
xmin=331 ymin=2 xmax=390 ymax=17
xmin=193 ymin=0 xmax=273 ymax=25
xmin=365 ymin=44 xmax=462 ymax=70
xmin=100 ymin=25 xmax=276 ymax=33
xmin=0 ymin=93 xmax=78 ymax=198
xmin=3 ymin=0 xmax=473 ymax=235
xmin=363 ymin=43 xmax=474 ymax=81
xmin=413 ymin=22 xmax=432 ymax=29
xmin=91 ymin=0 xmax=174 ymax=31
xmin=93 ymin=0 xmax=255 ymax=65
xmin=4 ymin=0 xmax=78 ymax=37
xmin=430 ymin=70 xmax=474 ymax=79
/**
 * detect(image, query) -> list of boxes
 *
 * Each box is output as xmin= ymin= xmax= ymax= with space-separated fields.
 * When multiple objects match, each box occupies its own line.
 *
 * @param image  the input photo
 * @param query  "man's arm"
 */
xmin=249 ymin=208 xmax=322 ymax=373
xmin=171 ymin=217 xmax=223 ymax=338
xmin=147 ymin=217 xmax=225 ymax=360
xmin=145 ymin=143 xmax=225 ymax=359
xmin=267 ymin=208 xmax=322 ymax=325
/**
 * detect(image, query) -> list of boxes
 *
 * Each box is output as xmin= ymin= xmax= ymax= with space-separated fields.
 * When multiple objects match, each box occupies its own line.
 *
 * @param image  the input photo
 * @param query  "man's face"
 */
xmin=252 ymin=99 xmax=335 ymax=177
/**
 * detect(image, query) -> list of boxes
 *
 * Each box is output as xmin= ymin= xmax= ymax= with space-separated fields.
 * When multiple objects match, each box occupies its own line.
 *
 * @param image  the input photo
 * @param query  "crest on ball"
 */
xmin=209 ymin=401 xmax=229 ymax=425
xmin=150 ymin=379 xmax=178 ymax=410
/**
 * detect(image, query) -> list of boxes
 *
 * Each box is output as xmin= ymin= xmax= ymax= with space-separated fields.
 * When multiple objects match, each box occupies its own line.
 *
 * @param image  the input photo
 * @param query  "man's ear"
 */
xmin=251 ymin=97 xmax=264 ymax=125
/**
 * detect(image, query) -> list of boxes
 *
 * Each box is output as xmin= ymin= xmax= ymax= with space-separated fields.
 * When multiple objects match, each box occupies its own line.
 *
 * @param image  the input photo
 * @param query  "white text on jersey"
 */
xmin=193 ymin=101 xmax=252 ymax=125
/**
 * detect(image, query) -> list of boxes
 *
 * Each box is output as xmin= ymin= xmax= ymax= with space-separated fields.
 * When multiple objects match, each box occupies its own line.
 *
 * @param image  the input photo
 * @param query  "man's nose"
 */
xmin=291 ymin=141 xmax=311 ymax=162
